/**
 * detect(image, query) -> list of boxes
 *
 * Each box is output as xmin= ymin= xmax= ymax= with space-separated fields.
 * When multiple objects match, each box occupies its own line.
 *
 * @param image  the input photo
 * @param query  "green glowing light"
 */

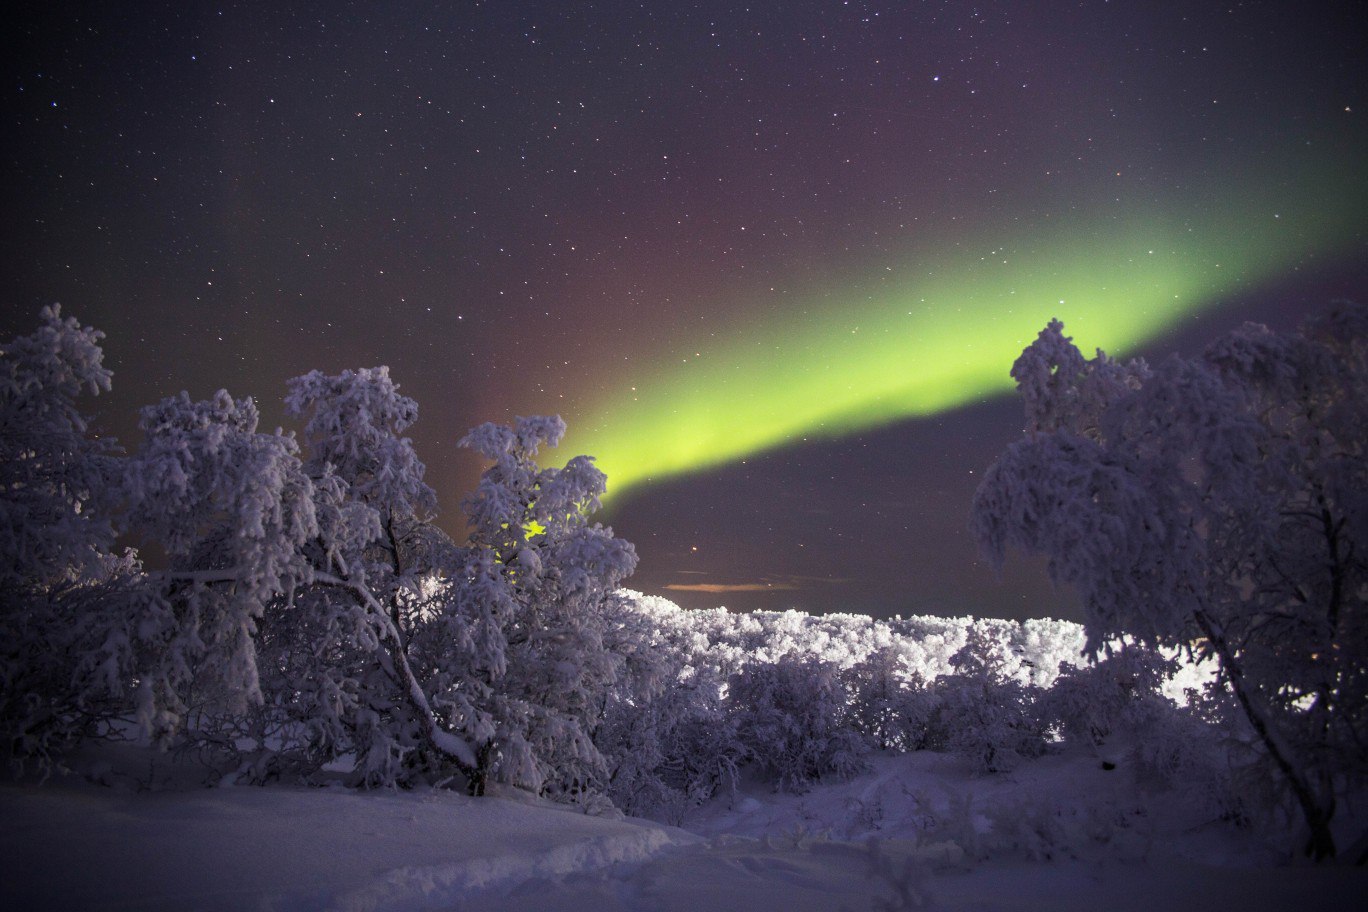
xmin=564 ymin=161 xmax=1366 ymax=503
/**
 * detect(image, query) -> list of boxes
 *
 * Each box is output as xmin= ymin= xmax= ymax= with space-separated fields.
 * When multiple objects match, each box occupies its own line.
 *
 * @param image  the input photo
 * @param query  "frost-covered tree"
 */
xmin=844 ymin=646 xmax=925 ymax=752
xmin=439 ymin=415 xmax=639 ymax=797
xmin=122 ymin=371 xmax=476 ymax=786
xmin=122 ymin=390 xmax=320 ymax=745
xmin=154 ymin=390 xmax=632 ymax=795
xmin=0 ymin=305 xmax=117 ymax=591
xmin=971 ymin=304 xmax=1367 ymax=859
xmin=0 ymin=309 xmax=647 ymax=796
xmin=284 ymin=367 xmax=453 ymax=619
xmin=925 ymin=628 xmax=1049 ymax=773
xmin=260 ymin=367 xmax=467 ymax=785
xmin=600 ymin=668 xmax=742 ymax=819
xmin=0 ymin=306 xmax=124 ymax=768
xmin=1037 ymin=646 xmax=1176 ymax=748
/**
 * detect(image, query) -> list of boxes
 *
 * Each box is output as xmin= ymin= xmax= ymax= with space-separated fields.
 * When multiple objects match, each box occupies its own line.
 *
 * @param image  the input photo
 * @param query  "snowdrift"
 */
xmin=0 ymin=775 xmax=698 ymax=912
xmin=5 ymin=744 xmax=1366 ymax=912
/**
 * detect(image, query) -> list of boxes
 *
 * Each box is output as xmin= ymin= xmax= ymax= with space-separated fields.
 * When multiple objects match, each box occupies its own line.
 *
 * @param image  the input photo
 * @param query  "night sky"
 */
xmin=5 ymin=2 xmax=1366 ymax=622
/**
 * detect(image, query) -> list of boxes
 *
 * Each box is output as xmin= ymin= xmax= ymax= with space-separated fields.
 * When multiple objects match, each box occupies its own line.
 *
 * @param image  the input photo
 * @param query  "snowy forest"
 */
xmin=2 ymin=303 xmax=1366 ymax=909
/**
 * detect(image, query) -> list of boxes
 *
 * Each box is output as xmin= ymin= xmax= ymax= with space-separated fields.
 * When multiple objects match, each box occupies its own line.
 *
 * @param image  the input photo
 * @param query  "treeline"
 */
xmin=595 ymin=595 xmax=1226 ymax=823
xmin=0 ymin=306 xmax=1185 ymax=817
xmin=2 ymin=302 xmax=1363 ymax=860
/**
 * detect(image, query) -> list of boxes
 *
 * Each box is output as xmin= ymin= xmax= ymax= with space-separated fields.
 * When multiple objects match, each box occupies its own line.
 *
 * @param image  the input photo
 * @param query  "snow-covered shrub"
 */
xmin=1 ymin=554 xmax=150 ymax=775
xmin=919 ymin=628 xmax=1051 ymax=773
xmin=980 ymin=795 xmax=1155 ymax=863
xmin=980 ymin=797 xmax=1076 ymax=862
xmin=1037 ymin=645 xmax=1177 ymax=746
xmin=929 ymin=675 xmax=1047 ymax=774
xmin=599 ymin=666 xmax=743 ymax=821
xmin=728 ymin=655 xmax=868 ymax=791
xmin=594 ymin=595 xmax=744 ymax=820
xmin=844 ymin=647 xmax=928 ymax=751
xmin=947 ymin=623 xmax=1020 ymax=684
xmin=1128 ymin=702 xmax=1245 ymax=826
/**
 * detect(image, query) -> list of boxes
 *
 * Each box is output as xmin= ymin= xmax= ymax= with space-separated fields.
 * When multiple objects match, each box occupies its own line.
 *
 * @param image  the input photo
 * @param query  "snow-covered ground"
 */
xmin=4 ymin=744 xmax=1364 ymax=911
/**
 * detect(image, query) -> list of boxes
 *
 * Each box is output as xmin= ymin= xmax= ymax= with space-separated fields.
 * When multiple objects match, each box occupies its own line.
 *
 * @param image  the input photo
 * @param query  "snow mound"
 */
xmin=5 ymin=753 xmax=1367 ymax=912
xmin=0 ymin=778 xmax=700 ymax=911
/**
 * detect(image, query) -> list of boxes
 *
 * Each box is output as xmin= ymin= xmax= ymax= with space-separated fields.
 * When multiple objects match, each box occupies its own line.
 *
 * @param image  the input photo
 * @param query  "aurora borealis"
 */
xmin=5 ymin=2 xmax=1366 ymax=620
xmin=566 ymin=158 xmax=1368 ymax=499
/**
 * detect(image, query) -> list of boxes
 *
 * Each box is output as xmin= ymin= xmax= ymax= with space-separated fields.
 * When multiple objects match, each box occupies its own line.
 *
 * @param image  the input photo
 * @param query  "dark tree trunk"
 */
xmin=1193 ymin=610 xmax=1337 ymax=860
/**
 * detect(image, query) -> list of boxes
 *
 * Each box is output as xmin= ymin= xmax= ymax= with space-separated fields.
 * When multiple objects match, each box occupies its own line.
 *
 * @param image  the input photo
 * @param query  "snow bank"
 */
xmin=0 ymin=778 xmax=699 ymax=911
xmin=5 ymin=751 xmax=1366 ymax=912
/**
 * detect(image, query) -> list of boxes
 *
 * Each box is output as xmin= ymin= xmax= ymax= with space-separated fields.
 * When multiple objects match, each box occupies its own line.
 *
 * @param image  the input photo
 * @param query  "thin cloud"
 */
xmin=664 ymin=582 xmax=800 ymax=593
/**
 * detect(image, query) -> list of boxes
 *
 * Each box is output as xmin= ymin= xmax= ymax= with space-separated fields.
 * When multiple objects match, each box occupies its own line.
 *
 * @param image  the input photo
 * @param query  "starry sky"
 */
xmin=5 ymin=2 xmax=1367 ymax=622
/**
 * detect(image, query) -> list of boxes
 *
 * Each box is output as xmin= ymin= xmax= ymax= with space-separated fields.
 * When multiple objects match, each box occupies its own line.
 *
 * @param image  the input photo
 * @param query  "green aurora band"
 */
xmin=563 ymin=163 xmax=1367 ymax=504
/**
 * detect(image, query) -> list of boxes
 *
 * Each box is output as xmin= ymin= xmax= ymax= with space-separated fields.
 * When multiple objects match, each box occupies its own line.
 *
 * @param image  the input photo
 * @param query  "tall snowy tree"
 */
xmin=971 ymin=304 xmax=1367 ymax=860
xmin=250 ymin=367 xmax=478 ymax=785
xmin=447 ymin=415 xmax=639 ymax=797
xmin=0 ymin=310 xmax=648 ymax=796
xmin=0 ymin=306 xmax=124 ymax=768
xmin=111 ymin=369 xmax=475 ymax=784
xmin=284 ymin=367 xmax=454 ymax=607
xmin=122 ymin=390 xmax=324 ymax=746
xmin=0 ymin=305 xmax=117 ymax=591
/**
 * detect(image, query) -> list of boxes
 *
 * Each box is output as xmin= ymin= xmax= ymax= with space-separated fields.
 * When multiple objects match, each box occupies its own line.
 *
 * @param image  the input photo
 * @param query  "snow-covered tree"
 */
xmin=284 ymin=367 xmax=453 ymax=618
xmin=116 ymin=370 xmax=477 ymax=786
xmin=0 ymin=315 xmax=646 ymax=796
xmin=439 ymin=415 xmax=639 ymax=797
xmin=971 ymin=305 xmax=1367 ymax=859
xmin=843 ymin=646 xmax=925 ymax=751
xmin=257 ymin=367 xmax=470 ymax=785
xmin=261 ymin=368 xmax=499 ymax=786
xmin=595 ymin=594 xmax=743 ymax=820
xmin=1038 ymin=646 xmax=1176 ymax=747
xmin=122 ymin=390 xmax=325 ymax=749
xmin=0 ymin=305 xmax=117 ymax=591
xmin=0 ymin=307 xmax=124 ymax=769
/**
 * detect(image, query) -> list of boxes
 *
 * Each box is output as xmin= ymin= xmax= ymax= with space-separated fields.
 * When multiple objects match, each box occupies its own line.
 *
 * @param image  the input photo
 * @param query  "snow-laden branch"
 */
xmin=313 ymin=569 xmax=477 ymax=770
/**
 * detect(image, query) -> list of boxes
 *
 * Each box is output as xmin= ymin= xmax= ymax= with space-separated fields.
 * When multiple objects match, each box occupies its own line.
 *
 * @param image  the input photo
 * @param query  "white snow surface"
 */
xmin=0 ymin=774 xmax=696 ymax=911
xmin=4 ymin=744 xmax=1365 ymax=911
